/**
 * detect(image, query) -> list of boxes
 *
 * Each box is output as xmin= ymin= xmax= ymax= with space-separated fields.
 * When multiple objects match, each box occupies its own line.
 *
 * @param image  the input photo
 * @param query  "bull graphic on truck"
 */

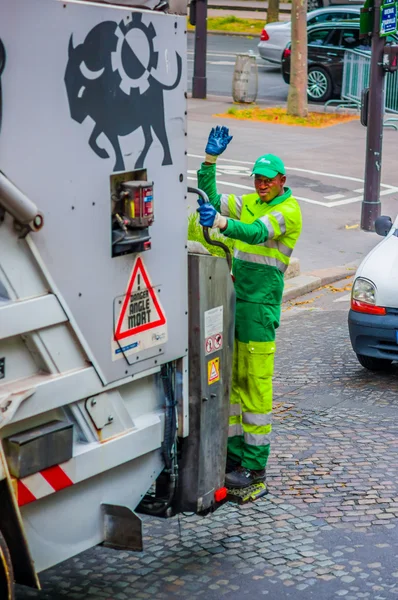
xmin=64 ymin=13 xmax=182 ymax=171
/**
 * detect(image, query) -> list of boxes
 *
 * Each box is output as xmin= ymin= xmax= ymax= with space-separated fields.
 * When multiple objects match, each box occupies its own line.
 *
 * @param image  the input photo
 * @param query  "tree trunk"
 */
xmin=287 ymin=0 xmax=308 ymax=117
xmin=267 ymin=0 xmax=280 ymax=23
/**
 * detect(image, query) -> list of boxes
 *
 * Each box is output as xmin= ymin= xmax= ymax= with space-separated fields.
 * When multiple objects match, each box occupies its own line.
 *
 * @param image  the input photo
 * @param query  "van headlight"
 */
xmin=352 ymin=278 xmax=377 ymax=304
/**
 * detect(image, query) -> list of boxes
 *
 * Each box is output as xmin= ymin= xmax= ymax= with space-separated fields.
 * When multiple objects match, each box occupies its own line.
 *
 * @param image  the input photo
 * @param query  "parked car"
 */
xmin=282 ymin=22 xmax=398 ymax=102
xmin=281 ymin=21 xmax=373 ymax=102
xmin=258 ymin=6 xmax=361 ymax=66
xmin=348 ymin=215 xmax=398 ymax=372
xmin=308 ymin=0 xmax=363 ymax=11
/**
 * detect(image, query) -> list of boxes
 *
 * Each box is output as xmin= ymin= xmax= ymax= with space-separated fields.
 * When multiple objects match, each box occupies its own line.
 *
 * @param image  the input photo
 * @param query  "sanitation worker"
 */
xmin=197 ymin=126 xmax=302 ymax=489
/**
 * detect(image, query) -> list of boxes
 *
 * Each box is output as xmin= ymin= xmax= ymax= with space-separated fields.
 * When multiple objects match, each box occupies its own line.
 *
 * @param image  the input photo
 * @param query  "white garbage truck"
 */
xmin=0 ymin=0 xmax=234 ymax=596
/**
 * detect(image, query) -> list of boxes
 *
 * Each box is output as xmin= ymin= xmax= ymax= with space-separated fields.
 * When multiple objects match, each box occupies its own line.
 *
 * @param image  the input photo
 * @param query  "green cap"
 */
xmin=252 ymin=154 xmax=285 ymax=178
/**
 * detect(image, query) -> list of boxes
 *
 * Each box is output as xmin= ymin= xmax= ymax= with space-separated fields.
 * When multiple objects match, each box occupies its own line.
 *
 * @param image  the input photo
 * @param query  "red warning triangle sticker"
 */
xmin=115 ymin=257 xmax=166 ymax=341
xmin=210 ymin=363 xmax=218 ymax=380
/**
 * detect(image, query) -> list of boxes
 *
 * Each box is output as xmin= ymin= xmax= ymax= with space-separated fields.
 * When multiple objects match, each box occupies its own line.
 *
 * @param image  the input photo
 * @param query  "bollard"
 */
xmin=232 ymin=52 xmax=258 ymax=104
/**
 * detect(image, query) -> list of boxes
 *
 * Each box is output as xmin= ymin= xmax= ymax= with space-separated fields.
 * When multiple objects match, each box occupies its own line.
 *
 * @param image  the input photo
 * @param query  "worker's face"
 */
xmin=254 ymin=174 xmax=286 ymax=202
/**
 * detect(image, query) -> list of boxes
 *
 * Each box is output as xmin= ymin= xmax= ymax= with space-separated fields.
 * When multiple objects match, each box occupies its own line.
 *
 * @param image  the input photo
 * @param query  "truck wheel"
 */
xmin=0 ymin=531 xmax=14 ymax=600
xmin=356 ymin=354 xmax=393 ymax=372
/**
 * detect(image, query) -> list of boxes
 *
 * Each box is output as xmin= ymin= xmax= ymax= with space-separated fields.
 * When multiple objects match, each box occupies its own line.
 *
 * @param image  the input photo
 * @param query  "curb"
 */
xmin=187 ymin=94 xmax=360 ymax=117
xmin=207 ymin=3 xmax=290 ymax=12
xmin=187 ymin=29 xmax=263 ymax=37
xmin=282 ymin=263 xmax=359 ymax=303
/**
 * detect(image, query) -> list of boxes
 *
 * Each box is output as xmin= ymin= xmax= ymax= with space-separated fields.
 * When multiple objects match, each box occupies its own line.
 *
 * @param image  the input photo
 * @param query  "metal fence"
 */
xmin=325 ymin=48 xmax=398 ymax=128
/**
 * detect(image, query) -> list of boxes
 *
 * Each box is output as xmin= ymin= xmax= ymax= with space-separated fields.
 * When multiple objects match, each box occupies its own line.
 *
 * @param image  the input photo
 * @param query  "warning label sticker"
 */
xmin=204 ymin=306 xmax=224 ymax=356
xmin=204 ymin=306 xmax=223 ymax=338
xmin=208 ymin=357 xmax=220 ymax=385
xmin=205 ymin=333 xmax=223 ymax=356
xmin=112 ymin=257 xmax=167 ymax=360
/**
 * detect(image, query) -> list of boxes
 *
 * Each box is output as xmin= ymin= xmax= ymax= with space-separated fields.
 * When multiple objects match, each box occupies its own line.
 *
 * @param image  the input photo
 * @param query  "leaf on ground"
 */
xmin=345 ymin=224 xmax=359 ymax=230
xmin=215 ymin=107 xmax=359 ymax=128
xmin=292 ymin=295 xmax=322 ymax=306
xmin=328 ymin=284 xmax=352 ymax=293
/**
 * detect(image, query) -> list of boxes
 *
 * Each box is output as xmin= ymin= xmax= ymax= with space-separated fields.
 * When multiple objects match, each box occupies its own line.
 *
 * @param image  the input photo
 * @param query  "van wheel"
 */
xmin=356 ymin=354 xmax=393 ymax=372
xmin=0 ymin=531 xmax=14 ymax=600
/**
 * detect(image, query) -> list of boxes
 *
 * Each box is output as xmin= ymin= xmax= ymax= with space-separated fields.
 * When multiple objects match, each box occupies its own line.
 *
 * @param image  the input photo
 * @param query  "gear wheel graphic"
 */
xmin=112 ymin=13 xmax=159 ymax=95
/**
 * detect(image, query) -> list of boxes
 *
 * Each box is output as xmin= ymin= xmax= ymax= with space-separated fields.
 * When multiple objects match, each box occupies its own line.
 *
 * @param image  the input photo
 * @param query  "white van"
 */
xmin=348 ymin=214 xmax=398 ymax=372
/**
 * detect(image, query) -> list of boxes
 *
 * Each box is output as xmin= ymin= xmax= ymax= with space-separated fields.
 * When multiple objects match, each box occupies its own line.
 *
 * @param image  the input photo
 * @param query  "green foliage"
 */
xmin=187 ymin=16 xmax=265 ymax=35
xmin=187 ymin=212 xmax=234 ymax=258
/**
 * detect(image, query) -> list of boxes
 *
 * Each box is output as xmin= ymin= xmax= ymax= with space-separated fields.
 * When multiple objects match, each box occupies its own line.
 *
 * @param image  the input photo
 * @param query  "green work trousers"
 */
xmin=227 ymin=299 xmax=280 ymax=471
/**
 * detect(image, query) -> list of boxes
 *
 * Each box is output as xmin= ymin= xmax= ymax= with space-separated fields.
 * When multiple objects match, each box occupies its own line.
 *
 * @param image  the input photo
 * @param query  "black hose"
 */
xmin=137 ymin=363 xmax=178 ymax=516
xmin=188 ymin=185 xmax=232 ymax=272
xmin=161 ymin=363 xmax=176 ymax=469
xmin=0 ymin=40 xmax=6 ymax=135
xmin=136 ymin=473 xmax=177 ymax=516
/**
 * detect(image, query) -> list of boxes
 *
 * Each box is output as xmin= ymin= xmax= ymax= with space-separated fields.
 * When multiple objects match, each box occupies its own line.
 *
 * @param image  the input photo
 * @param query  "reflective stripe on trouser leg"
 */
xmin=227 ymin=339 xmax=244 ymax=464
xmin=237 ymin=338 xmax=275 ymax=471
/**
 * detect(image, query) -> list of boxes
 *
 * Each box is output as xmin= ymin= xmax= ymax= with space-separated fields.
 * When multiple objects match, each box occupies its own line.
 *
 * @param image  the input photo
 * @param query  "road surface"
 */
xmin=187 ymin=32 xmax=289 ymax=103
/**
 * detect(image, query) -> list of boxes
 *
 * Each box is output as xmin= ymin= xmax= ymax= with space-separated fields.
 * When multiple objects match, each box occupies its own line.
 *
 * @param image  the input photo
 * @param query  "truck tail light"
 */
xmin=260 ymin=28 xmax=269 ymax=41
xmin=214 ymin=487 xmax=227 ymax=502
xmin=351 ymin=298 xmax=386 ymax=315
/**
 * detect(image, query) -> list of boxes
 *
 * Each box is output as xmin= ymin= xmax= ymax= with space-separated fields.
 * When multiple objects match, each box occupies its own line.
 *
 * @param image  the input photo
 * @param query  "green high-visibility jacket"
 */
xmin=197 ymin=162 xmax=302 ymax=305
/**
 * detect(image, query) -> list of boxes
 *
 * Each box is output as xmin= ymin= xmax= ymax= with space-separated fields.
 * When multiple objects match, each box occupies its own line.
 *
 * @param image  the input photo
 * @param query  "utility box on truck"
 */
xmin=0 ymin=0 xmax=234 ymax=596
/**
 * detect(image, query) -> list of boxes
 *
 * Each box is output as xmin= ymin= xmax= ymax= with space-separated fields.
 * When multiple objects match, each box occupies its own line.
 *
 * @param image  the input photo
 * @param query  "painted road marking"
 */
xmin=188 ymin=51 xmax=261 ymax=60
xmin=333 ymin=293 xmax=352 ymax=303
xmin=325 ymin=193 xmax=345 ymax=200
xmin=188 ymin=154 xmax=398 ymax=208
xmin=188 ymin=59 xmax=236 ymax=66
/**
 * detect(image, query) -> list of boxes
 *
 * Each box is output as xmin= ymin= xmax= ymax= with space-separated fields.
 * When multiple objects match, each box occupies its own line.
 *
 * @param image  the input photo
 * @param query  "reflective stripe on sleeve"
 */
xmin=229 ymin=194 xmax=243 ymax=219
xmin=220 ymin=194 xmax=231 ymax=217
xmin=259 ymin=215 xmax=275 ymax=239
xmin=271 ymin=211 xmax=287 ymax=235
xmin=259 ymin=211 xmax=287 ymax=239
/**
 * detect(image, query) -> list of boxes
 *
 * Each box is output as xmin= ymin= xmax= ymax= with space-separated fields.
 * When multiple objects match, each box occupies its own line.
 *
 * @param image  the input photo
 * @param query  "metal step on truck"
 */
xmin=0 ymin=0 xmax=236 ymax=596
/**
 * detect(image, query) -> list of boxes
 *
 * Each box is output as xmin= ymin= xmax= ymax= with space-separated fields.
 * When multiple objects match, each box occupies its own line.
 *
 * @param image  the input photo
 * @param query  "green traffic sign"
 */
xmin=360 ymin=8 xmax=373 ymax=35
xmin=360 ymin=0 xmax=374 ymax=35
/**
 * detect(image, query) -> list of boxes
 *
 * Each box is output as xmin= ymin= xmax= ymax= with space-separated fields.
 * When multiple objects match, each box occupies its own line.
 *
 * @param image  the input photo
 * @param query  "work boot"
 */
xmin=225 ymin=466 xmax=266 ymax=489
xmin=226 ymin=455 xmax=240 ymax=473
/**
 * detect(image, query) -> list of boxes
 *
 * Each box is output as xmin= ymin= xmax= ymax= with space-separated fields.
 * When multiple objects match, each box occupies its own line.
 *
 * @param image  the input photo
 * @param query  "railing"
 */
xmin=325 ymin=48 xmax=398 ymax=129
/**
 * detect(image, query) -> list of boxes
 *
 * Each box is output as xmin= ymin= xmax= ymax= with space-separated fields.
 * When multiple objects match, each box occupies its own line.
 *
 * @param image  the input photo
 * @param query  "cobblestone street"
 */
xmin=16 ymin=296 xmax=398 ymax=600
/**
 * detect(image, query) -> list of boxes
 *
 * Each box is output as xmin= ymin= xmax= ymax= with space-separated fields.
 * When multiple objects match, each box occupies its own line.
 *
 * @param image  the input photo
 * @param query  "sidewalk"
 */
xmin=190 ymin=0 xmax=292 ymax=23
xmin=206 ymin=8 xmax=291 ymax=22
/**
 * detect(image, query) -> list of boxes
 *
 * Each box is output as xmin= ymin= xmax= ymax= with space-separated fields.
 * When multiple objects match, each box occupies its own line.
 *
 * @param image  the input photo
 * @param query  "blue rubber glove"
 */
xmin=197 ymin=201 xmax=227 ymax=229
xmin=205 ymin=125 xmax=233 ymax=157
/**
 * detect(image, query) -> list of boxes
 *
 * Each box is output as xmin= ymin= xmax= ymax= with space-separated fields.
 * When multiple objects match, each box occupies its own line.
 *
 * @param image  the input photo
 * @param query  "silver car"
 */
xmin=257 ymin=6 xmax=361 ymax=66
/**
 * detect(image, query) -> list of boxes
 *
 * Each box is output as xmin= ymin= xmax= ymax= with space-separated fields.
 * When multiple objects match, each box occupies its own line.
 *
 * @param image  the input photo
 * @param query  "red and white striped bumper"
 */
xmin=13 ymin=462 xmax=74 ymax=507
